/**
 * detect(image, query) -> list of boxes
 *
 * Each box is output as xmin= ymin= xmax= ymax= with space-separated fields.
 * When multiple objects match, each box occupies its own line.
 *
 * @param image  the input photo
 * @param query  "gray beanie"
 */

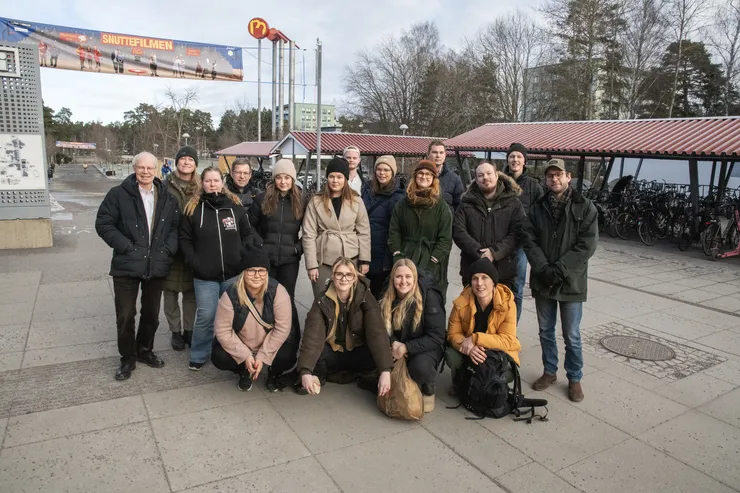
xmin=272 ymin=158 xmax=297 ymax=182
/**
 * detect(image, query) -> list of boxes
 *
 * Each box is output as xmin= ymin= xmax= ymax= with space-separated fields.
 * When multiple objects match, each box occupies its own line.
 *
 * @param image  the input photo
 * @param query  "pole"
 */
xmin=688 ymin=159 xmax=700 ymax=217
xmin=271 ymin=41 xmax=277 ymax=141
xmin=600 ymin=157 xmax=615 ymax=192
xmin=315 ymin=39 xmax=323 ymax=186
xmin=634 ymin=157 xmax=644 ymax=180
xmin=576 ymin=156 xmax=585 ymax=192
xmin=257 ymin=40 xmax=262 ymax=142
xmin=619 ymin=157 xmax=625 ymax=178
xmin=278 ymin=39 xmax=285 ymax=139
xmin=289 ymin=41 xmax=295 ymax=132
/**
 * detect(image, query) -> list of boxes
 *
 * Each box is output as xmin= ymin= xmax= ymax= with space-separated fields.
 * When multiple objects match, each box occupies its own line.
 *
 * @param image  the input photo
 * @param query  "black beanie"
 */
xmin=467 ymin=258 xmax=499 ymax=285
xmin=175 ymin=146 xmax=198 ymax=166
xmin=506 ymin=143 xmax=528 ymax=161
xmin=326 ymin=157 xmax=350 ymax=180
xmin=239 ymin=247 xmax=270 ymax=271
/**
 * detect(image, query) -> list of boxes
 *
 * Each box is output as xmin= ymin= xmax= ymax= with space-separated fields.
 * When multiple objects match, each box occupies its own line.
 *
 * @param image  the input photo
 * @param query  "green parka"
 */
xmin=163 ymin=172 xmax=198 ymax=292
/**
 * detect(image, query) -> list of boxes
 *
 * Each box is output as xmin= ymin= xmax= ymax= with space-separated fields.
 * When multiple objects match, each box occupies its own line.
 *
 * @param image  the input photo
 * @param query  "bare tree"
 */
xmin=666 ymin=0 xmax=709 ymax=117
xmin=622 ymin=0 xmax=667 ymax=118
xmin=705 ymin=0 xmax=740 ymax=115
xmin=165 ymin=86 xmax=199 ymax=149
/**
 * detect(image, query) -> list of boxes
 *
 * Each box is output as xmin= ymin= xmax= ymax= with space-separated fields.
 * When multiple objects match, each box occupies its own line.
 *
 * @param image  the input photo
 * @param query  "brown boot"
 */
xmin=568 ymin=381 xmax=584 ymax=402
xmin=532 ymin=373 xmax=557 ymax=391
xmin=423 ymin=394 xmax=435 ymax=413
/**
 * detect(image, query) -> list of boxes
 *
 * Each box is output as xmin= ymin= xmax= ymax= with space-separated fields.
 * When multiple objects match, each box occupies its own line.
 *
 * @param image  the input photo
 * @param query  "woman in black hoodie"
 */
xmin=180 ymin=166 xmax=252 ymax=370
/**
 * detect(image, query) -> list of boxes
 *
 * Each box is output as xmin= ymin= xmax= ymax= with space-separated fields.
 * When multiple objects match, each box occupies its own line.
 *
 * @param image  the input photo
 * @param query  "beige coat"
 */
xmin=302 ymin=194 xmax=371 ymax=270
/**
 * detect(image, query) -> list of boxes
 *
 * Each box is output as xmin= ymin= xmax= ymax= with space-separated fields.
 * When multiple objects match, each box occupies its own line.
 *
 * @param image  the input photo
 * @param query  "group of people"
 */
xmin=95 ymin=139 xmax=598 ymax=413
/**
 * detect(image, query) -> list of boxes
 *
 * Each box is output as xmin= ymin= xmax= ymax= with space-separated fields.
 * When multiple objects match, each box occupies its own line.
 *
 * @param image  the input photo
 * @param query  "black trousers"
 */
xmin=407 ymin=347 xmax=443 ymax=395
xmin=314 ymin=343 xmax=376 ymax=379
xmin=366 ymin=270 xmax=389 ymax=299
xmin=112 ymin=276 xmax=164 ymax=362
xmin=211 ymin=338 xmax=299 ymax=376
xmin=269 ymin=262 xmax=300 ymax=299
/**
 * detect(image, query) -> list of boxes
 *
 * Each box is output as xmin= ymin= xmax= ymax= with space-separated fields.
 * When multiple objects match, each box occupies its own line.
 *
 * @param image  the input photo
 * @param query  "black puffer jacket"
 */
xmin=179 ymin=193 xmax=252 ymax=281
xmin=504 ymin=167 xmax=544 ymax=216
xmin=388 ymin=272 xmax=446 ymax=357
xmin=225 ymin=174 xmax=258 ymax=209
xmin=95 ymin=174 xmax=180 ymax=279
xmin=452 ymin=173 xmax=526 ymax=284
xmin=248 ymin=190 xmax=305 ymax=266
xmin=439 ymin=165 xmax=464 ymax=210
xmin=361 ymin=181 xmax=405 ymax=273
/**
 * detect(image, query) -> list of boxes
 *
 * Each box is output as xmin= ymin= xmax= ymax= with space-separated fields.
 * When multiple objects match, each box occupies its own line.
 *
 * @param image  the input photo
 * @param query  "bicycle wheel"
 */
xmin=615 ymin=212 xmax=634 ymax=240
xmin=605 ymin=211 xmax=618 ymax=238
xmin=702 ymin=223 xmax=721 ymax=256
xmin=638 ymin=219 xmax=657 ymax=246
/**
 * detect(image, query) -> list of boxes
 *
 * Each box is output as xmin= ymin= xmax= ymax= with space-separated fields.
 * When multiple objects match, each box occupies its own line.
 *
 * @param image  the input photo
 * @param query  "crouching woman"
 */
xmin=380 ymin=259 xmax=446 ymax=412
xmin=211 ymin=249 xmax=299 ymax=392
xmin=297 ymin=257 xmax=393 ymax=396
xmin=445 ymin=258 xmax=521 ymax=389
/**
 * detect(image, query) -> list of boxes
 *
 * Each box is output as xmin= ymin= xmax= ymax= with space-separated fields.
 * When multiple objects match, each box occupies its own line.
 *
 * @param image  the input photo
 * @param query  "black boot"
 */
xmin=115 ymin=360 xmax=136 ymax=381
xmin=171 ymin=332 xmax=186 ymax=351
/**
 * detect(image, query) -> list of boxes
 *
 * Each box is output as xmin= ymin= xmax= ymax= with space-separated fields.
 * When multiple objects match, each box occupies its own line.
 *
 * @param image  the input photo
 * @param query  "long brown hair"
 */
xmin=406 ymin=172 xmax=441 ymax=206
xmin=317 ymin=177 xmax=358 ymax=215
xmin=380 ymin=259 xmax=423 ymax=335
xmin=262 ymin=180 xmax=304 ymax=220
xmin=183 ymin=167 xmax=242 ymax=216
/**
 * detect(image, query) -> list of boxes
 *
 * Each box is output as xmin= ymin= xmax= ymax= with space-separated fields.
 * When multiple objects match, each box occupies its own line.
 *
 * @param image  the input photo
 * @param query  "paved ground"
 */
xmin=1 ymin=163 xmax=739 ymax=493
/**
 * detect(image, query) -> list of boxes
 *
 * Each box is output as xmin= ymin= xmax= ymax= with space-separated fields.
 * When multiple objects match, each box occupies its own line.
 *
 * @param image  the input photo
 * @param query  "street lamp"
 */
xmin=153 ymin=143 xmax=159 ymax=157
xmin=182 ymin=133 xmax=190 ymax=146
xmin=399 ymin=123 xmax=408 ymax=136
xmin=399 ymin=124 xmax=409 ymax=174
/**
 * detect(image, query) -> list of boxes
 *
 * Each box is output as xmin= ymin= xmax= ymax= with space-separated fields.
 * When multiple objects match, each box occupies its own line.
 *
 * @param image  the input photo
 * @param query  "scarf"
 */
xmin=549 ymin=186 xmax=572 ymax=224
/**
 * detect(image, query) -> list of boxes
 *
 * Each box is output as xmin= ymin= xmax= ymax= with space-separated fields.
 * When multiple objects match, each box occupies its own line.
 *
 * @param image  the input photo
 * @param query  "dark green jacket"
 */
xmin=163 ymin=172 xmax=197 ymax=292
xmin=523 ymin=189 xmax=598 ymax=302
xmin=388 ymin=195 xmax=453 ymax=292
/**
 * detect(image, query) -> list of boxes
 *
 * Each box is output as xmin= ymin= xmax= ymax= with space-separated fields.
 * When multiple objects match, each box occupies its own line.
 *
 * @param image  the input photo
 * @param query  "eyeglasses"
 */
xmin=245 ymin=268 xmax=268 ymax=277
xmin=417 ymin=171 xmax=434 ymax=178
xmin=334 ymin=272 xmax=355 ymax=281
xmin=233 ymin=171 xmax=251 ymax=176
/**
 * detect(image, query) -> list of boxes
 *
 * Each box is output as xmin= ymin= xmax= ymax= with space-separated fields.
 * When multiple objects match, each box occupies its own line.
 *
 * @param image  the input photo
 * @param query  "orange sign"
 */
xmin=60 ymin=32 xmax=87 ymax=43
xmin=131 ymin=47 xmax=144 ymax=55
xmin=248 ymin=18 xmax=269 ymax=39
xmin=186 ymin=48 xmax=201 ymax=57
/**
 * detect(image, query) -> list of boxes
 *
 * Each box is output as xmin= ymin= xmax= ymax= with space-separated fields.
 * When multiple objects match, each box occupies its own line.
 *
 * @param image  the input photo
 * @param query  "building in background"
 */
xmin=283 ymin=103 xmax=336 ymax=132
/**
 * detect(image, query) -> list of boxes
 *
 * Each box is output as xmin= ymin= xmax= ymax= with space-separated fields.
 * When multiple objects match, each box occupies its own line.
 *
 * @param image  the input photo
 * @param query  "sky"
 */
xmin=4 ymin=0 xmax=540 ymax=125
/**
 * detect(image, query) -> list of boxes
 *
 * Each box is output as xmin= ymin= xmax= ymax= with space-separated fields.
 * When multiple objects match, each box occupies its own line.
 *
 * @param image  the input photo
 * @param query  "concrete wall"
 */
xmin=0 ymin=218 xmax=53 ymax=249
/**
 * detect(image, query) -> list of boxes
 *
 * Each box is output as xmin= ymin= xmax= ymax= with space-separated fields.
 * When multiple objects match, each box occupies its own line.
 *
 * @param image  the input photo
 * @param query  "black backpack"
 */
xmin=451 ymin=349 xmax=548 ymax=423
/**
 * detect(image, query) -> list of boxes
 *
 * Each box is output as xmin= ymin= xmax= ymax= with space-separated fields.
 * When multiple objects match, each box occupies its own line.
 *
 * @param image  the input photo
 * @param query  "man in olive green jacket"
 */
xmin=523 ymin=159 xmax=598 ymax=403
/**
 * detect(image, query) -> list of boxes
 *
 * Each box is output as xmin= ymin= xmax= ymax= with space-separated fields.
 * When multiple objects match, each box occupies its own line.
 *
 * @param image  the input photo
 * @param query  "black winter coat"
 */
xmin=439 ymin=165 xmax=464 ymax=210
xmin=452 ymin=173 xmax=526 ymax=285
xmin=225 ymin=174 xmax=258 ymax=209
xmin=248 ymin=191 xmax=304 ymax=266
xmin=361 ymin=182 xmax=404 ymax=273
xmin=95 ymin=174 xmax=180 ymax=279
xmin=179 ymin=193 xmax=252 ymax=281
xmin=388 ymin=272 xmax=446 ymax=358
xmin=504 ymin=167 xmax=544 ymax=216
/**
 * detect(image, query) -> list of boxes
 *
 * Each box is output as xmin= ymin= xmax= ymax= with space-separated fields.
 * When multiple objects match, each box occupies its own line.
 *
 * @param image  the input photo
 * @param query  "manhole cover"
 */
xmin=600 ymin=336 xmax=676 ymax=361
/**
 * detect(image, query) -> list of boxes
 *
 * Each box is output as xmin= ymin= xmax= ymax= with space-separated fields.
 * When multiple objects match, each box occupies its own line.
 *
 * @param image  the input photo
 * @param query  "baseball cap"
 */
xmin=544 ymin=158 xmax=567 ymax=173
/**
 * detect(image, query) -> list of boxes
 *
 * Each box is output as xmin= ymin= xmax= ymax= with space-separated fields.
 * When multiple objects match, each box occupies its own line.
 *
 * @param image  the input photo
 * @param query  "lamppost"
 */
xmin=399 ymin=124 xmax=408 ymax=174
xmin=182 ymin=133 xmax=190 ymax=146
xmin=153 ymin=143 xmax=159 ymax=158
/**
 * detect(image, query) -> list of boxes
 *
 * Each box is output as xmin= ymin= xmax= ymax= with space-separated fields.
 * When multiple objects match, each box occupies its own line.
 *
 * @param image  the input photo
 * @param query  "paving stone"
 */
xmin=421 ymin=404 xmax=531 ymax=479
xmin=267 ymin=382 xmax=418 ymax=454
xmin=703 ymin=294 xmax=740 ymax=312
xmin=143 ymin=379 xmax=267 ymax=419
xmin=496 ymin=462 xmax=581 ymax=493
xmin=672 ymin=277 xmax=718 ymax=289
xmin=31 ymin=295 xmax=114 ymax=322
xmin=586 ymin=296 xmax=658 ymax=319
xmin=4 ymin=395 xmax=148 ymax=448
xmin=0 ymin=284 xmax=38 ymax=306
xmin=35 ymin=279 xmax=111 ymax=301
xmin=179 ymin=457 xmax=340 ymax=493
xmin=605 ymin=275 xmax=663 ymax=289
xmin=699 ymin=388 xmax=740 ymax=428
xmin=639 ymin=411 xmax=740 ymax=490
xmin=0 ymin=418 xmax=6 ymax=447
xmin=25 ymin=316 xmax=117 ymax=350
xmin=0 ymin=352 xmax=22 ymax=374
xmin=481 ymin=396 xmax=628 ymax=471
xmin=317 ymin=428 xmax=503 ymax=493
xmin=0 ymin=302 xmax=34 ymax=325
xmin=574 ymin=372 xmax=688 ymax=435
xmin=626 ymin=311 xmax=725 ymax=341
xmin=151 ymin=400 xmax=310 ymax=492
xmin=0 ymin=324 xmax=28 ymax=354
xmin=654 ymin=373 xmax=737 ymax=408
xmin=696 ymin=329 xmax=740 ymax=357
xmin=0 ymin=422 xmax=169 ymax=493
xmin=700 ymin=358 xmax=740 ymax=384
xmin=559 ymin=438 xmax=735 ymax=493
xmin=670 ymin=288 xmax=722 ymax=304
xmin=611 ymin=290 xmax=683 ymax=310
xmin=701 ymin=282 xmax=740 ymax=296
xmin=0 ymin=272 xmax=41 ymax=287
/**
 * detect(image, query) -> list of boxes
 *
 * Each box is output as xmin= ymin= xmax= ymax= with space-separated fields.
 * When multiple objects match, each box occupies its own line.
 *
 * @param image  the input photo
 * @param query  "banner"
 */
xmin=56 ymin=141 xmax=96 ymax=149
xmin=0 ymin=17 xmax=243 ymax=82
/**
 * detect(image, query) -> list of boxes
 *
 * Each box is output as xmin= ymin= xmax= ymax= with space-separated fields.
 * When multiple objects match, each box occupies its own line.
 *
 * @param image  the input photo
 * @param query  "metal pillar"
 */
xmin=271 ymin=41 xmax=277 ymax=140
xmin=688 ymin=159 xmax=700 ymax=217
xmin=288 ymin=41 xmax=295 ymax=132
xmin=576 ymin=156 xmax=585 ymax=193
xmin=634 ymin=157 xmax=644 ymax=180
xmin=315 ymin=39 xmax=323 ymax=184
xmin=717 ymin=161 xmax=728 ymax=205
xmin=257 ymin=39 xmax=262 ymax=142
xmin=708 ymin=160 xmax=717 ymax=196
xmin=600 ymin=157 xmax=615 ymax=192
xmin=278 ymin=39 xmax=285 ymax=139
xmin=303 ymin=152 xmax=312 ymax=190
xmin=619 ymin=157 xmax=625 ymax=178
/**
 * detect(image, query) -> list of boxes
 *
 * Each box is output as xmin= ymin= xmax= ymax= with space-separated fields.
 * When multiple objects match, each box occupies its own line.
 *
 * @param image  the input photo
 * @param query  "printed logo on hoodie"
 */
xmin=222 ymin=216 xmax=237 ymax=231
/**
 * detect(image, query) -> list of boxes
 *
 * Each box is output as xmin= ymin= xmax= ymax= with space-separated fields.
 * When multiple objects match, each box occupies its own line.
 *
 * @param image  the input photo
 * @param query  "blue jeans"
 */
xmin=534 ymin=297 xmax=583 ymax=382
xmin=512 ymin=248 xmax=528 ymax=321
xmin=190 ymin=276 xmax=238 ymax=364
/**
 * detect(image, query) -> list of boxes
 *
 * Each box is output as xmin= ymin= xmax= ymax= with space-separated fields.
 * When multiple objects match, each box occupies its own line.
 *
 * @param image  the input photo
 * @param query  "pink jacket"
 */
xmin=214 ymin=284 xmax=292 ymax=365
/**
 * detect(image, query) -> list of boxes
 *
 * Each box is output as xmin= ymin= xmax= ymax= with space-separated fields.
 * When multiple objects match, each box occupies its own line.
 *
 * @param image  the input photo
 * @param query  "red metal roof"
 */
xmin=445 ymin=117 xmax=740 ymax=159
xmin=277 ymin=131 xmax=460 ymax=157
xmin=215 ymin=141 xmax=278 ymax=157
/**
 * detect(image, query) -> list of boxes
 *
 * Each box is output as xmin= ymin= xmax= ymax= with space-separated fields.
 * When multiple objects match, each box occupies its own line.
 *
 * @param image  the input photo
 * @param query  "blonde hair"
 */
xmin=183 ymin=166 xmax=243 ymax=216
xmin=342 ymin=145 xmax=361 ymax=158
xmin=331 ymin=257 xmax=360 ymax=299
xmin=235 ymin=270 xmax=268 ymax=306
xmin=380 ymin=259 xmax=423 ymax=336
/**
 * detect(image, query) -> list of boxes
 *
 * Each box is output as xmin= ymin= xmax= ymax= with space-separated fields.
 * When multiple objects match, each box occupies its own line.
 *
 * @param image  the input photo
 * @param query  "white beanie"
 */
xmin=272 ymin=158 xmax=297 ymax=182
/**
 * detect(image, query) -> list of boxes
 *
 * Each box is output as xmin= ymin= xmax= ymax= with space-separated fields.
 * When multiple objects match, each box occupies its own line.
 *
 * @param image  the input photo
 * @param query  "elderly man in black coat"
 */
xmin=96 ymin=152 xmax=180 ymax=381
